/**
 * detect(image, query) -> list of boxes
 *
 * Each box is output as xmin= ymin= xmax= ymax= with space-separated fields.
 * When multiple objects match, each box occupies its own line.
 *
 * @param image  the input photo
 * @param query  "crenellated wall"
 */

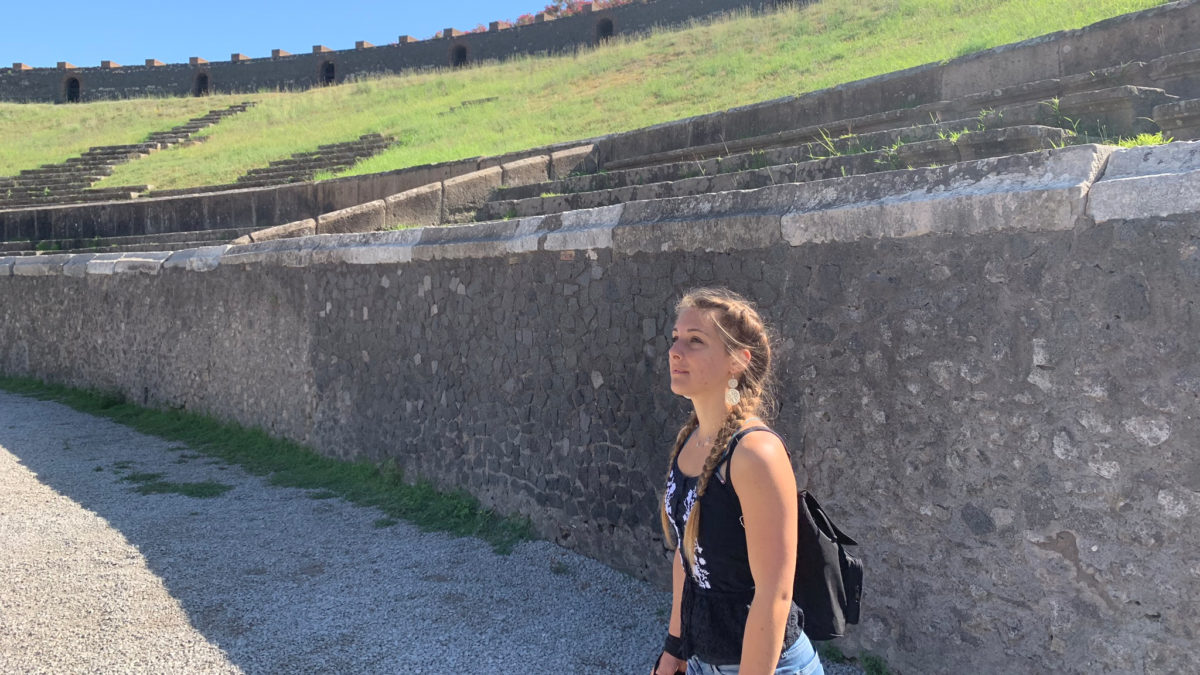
xmin=2 ymin=141 xmax=1199 ymax=674
xmin=0 ymin=0 xmax=793 ymax=103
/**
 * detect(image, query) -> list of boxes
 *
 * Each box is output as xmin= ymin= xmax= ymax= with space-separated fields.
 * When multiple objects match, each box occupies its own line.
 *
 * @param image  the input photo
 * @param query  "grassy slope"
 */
xmin=0 ymin=98 xmax=240 ymax=177
xmin=0 ymin=0 xmax=1168 ymax=192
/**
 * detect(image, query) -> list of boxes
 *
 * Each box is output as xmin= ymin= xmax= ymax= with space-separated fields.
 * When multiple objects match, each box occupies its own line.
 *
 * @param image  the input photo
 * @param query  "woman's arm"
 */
xmin=653 ymin=549 xmax=688 ymax=674
xmin=731 ymin=431 xmax=799 ymax=675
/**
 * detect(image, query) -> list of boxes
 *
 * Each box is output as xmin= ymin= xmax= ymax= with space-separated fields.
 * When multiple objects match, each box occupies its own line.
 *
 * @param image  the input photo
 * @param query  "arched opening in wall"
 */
xmin=321 ymin=61 xmax=336 ymax=86
xmin=193 ymin=73 xmax=210 ymax=97
xmin=64 ymin=77 xmax=81 ymax=103
xmin=595 ymin=18 xmax=615 ymax=44
xmin=450 ymin=45 xmax=469 ymax=69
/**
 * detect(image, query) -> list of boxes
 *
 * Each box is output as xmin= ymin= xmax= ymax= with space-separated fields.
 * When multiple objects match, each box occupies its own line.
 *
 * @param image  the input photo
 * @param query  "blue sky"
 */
xmin=3 ymin=1 xmax=552 ymax=68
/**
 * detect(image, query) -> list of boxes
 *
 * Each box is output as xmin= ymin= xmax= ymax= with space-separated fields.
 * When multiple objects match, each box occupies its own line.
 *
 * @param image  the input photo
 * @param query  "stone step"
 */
xmin=263 ymin=144 xmax=392 ymax=163
xmin=84 ymin=143 xmax=158 ymax=154
xmin=1153 ymin=98 xmax=1200 ymax=140
xmin=19 ymin=163 xmax=115 ymax=176
xmin=1 ymin=176 xmax=103 ymax=190
xmin=498 ymin=121 xmax=1052 ymax=201
xmin=476 ymin=125 xmax=1074 ymax=223
xmin=606 ymin=85 xmax=1172 ymax=171
xmin=146 ymin=183 xmax=248 ymax=197
xmin=240 ymin=160 xmax=358 ymax=177
xmin=82 ymin=185 xmax=149 ymax=197
xmin=1 ymin=227 xmax=259 ymax=254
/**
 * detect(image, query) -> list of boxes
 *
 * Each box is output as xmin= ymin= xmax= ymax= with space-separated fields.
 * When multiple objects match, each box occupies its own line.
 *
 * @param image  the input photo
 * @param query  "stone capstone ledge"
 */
xmin=12 ymin=254 xmax=72 ymax=276
xmin=113 ymin=252 xmax=172 ymax=275
xmin=0 ymin=143 xmax=1176 ymax=278
xmin=0 ymin=257 xmax=14 ymax=276
xmin=163 ymin=245 xmax=231 ymax=273
xmin=782 ymin=143 xmax=1113 ymax=245
xmin=1088 ymin=140 xmax=1200 ymax=224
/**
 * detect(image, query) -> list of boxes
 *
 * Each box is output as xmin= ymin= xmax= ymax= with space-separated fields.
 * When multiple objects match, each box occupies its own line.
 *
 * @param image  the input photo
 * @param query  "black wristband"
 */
xmin=663 ymin=633 xmax=684 ymax=659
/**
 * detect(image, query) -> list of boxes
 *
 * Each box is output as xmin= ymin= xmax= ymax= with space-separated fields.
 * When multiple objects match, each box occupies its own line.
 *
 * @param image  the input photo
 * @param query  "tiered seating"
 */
xmin=467 ymin=83 xmax=1176 ymax=226
xmin=232 ymin=133 xmax=395 ymax=187
xmin=0 ymin=227 xmax=259 ymax=257
xmin=0 ymin=102 xmax=253 ymax=210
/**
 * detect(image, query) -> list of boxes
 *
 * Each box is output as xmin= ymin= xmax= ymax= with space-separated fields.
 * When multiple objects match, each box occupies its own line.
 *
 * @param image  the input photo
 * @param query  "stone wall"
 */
xmin=0 ymin=0 xmax=788 ymax=103
xmin=2 ymin=141 xmax=1198 ymax=674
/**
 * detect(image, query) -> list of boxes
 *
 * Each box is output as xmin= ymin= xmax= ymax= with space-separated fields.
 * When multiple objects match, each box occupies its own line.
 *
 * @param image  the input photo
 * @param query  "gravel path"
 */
xmin=0 ymin=390 xmax=864 ymax=674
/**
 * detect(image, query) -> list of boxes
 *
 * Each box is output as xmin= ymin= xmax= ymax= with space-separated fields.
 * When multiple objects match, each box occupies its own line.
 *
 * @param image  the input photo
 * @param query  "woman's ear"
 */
xmin=730 ymin=348 xmax=752 ymax=377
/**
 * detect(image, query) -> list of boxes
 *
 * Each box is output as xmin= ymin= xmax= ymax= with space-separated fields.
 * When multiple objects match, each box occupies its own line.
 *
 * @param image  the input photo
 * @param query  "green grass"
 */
xmin=860 ymin=651 xmax=891 ymax=675
xmin=0 ymin=374 xmax=536 ymax=553
xmin=0 ymin=0 xmax=1166 ymax=192
xmin=1112 ymin=131 xmax=1173 ymax=147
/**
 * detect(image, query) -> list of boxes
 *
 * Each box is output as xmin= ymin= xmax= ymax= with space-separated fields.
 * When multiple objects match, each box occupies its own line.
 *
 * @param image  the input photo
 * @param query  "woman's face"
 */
xmin=669 ymin=307 xmax=735 ymax=400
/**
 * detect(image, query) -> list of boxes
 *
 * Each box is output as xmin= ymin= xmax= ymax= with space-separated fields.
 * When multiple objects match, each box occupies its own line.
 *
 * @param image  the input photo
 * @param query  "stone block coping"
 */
xmin=1088 ymin=139 xmax=1200 ymax=224
xmin=3 ymin=143 xmax=1163 ymax=279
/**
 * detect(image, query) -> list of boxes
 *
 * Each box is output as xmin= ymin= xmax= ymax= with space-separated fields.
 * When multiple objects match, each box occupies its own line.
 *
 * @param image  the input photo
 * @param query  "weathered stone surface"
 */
xmin=549 ymin=145 xmax=600 ymax=180
xmin=163 ymin=245 xmax=231 ymax=273
xmin=84 ymin=253 xmax=126 ymax=276
xmin=222 ymin=236 xmax=326 ymax=268
xmin=113 ymin=252 xmax=171 ymax=275
xmin=0 ymin=256 xmax=16 ymax=276
xmin=442 ymin=167 xmax=502 ymax=222
xmin=1154 ymin=98 xmax=1200 ymax=141
xmin=542 ymin=204 xmax=621 ymax=251
xmin=315 ymin=200 xmax=385 ymax=235
xmin=250 ymin=219 xmax=316 ymax=242
xmin=411 ymin=220 xmax=522 ymax=261
xmin=1088 ymin=140 xmax=1200 ymax=224
xmin=1056 ymin=85 xmax=1175 ymax=137
xmin=384 ymin=183 xmax=442 ymax=228
xmin=309 ymin=230 xmax=423 ymax=266
xmin=500 ymin=155 xmax=550 ymax=187
xmin=61 ymin=253 xmax=97 ymax=278
xmin=12 ymin=254 xmax=71 ymax=276
xmin=615 ymin=191 xmax=783 ymax=254
xmin=782 ymin=144 xmax=1113 ymax=245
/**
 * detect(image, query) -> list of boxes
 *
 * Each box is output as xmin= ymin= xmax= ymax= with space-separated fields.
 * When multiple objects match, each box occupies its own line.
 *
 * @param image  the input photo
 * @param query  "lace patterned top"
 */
xmin=665 ymin=426 xmax=804 ymax=665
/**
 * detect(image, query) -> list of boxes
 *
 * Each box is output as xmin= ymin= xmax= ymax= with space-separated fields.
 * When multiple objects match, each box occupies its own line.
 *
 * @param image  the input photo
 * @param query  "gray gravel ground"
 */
xmin=0 ymin=390 xmax=865 ymax=674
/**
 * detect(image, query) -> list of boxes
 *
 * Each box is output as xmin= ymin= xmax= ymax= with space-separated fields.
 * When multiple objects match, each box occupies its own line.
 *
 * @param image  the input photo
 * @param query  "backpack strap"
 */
xmin=716 ymin=425 xmax=782 ymax=487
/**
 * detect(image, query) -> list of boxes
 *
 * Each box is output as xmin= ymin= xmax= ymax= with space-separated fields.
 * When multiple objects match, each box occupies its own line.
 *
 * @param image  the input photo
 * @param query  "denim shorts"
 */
xmin=685 ymin=632 xmax=824 ymax=675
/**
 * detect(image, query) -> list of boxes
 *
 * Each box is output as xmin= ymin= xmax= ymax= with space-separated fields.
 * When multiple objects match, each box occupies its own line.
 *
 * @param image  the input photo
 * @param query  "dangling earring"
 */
xmin=725 ymin=378 xmax=741 ymax=406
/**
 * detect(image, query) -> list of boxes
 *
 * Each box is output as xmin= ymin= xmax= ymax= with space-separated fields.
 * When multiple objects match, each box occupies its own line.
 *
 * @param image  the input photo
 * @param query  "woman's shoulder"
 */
xmin=727 ymin=427 xmax=793 ymax=487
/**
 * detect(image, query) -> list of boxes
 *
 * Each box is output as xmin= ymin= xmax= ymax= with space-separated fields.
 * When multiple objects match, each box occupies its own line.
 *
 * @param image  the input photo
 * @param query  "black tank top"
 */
xmin=665 ymin=426 xmax=804 ymax=665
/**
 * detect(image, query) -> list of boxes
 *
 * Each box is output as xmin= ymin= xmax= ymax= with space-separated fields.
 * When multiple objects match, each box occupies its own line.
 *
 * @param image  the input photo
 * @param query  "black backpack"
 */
xmin=727 ymin=427 xmax=863 ymax=641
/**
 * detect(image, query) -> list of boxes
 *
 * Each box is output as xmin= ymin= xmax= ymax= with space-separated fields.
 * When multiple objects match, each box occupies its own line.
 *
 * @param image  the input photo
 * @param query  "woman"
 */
xmin=653 ymin=288 xmax=823 ymax=675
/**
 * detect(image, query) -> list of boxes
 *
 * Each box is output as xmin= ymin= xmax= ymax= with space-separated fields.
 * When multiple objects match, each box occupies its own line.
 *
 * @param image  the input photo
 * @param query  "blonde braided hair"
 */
xmin=659 ymin=288 xmax=775 ymax=570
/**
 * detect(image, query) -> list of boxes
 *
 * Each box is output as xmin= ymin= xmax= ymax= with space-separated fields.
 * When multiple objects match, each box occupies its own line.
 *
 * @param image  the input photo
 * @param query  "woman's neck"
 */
xmin=691 ymin=391 xmax=730 ymax=441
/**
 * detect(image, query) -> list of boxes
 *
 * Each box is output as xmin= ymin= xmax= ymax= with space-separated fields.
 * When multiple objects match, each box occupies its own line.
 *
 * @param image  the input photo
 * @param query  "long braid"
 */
xmin=680 ymin=403 xmax=747 ymax=568
xmin=660 ymin=411 xmax=699 ymax=548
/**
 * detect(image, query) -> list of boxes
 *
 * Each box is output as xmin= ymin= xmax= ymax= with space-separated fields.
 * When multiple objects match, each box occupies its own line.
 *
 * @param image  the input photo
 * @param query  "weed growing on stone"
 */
xmin=937 ymin=127 xmax=972 ymax=143
xmin=860 ymin=651 xmax=891 ymax=675
xmin=817 ymin=643 xmax=847 ymax=664
xmin=0 ymin=374 xmax=536 ymax=554
xmin=1112 ymin=131 xmax=1173 ymax=148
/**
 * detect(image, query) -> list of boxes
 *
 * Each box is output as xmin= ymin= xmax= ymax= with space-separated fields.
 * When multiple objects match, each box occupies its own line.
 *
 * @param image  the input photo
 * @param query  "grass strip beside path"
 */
xmin=0 ymin=374 xmax=535 ymax=553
